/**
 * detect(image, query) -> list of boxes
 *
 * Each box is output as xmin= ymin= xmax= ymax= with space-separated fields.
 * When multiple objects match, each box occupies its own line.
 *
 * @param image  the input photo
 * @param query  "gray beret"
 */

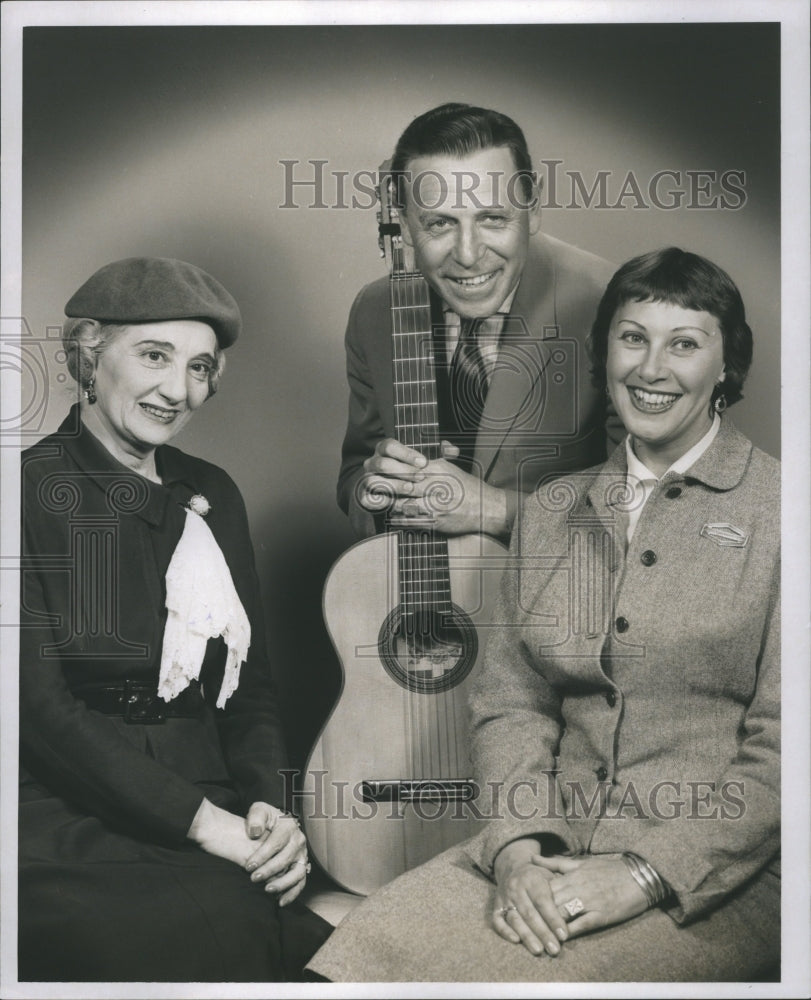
xmin=64 ymin=257 xmax=242 ymax=348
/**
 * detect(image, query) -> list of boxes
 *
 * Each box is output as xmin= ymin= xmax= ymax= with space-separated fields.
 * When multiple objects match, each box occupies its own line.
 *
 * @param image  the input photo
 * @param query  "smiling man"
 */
xmin=337 ymin=103 xmax=618 ymax=540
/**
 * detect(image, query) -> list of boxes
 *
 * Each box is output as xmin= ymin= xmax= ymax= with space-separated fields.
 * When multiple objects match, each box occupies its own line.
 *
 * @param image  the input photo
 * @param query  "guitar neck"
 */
xmin=396 ymin=521 xmax=452 ymax=616
xmin=389 ymin=273 xmax=451 ymax=613
xmin=378 ymin=163 xmax=451 ymax=610
xmin=390 ymin=273 xmax=441 ymax=460
xmin=378 ymin=161 xmax=441 ymax=462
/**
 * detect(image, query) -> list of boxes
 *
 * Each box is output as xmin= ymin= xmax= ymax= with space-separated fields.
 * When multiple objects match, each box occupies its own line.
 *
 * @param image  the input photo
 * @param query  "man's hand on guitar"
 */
xmin=359 ymin=438 xmax=508 ymax=538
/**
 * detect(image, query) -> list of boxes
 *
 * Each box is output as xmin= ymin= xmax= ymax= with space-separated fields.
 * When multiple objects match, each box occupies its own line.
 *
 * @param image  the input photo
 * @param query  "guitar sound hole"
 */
xmin=378 ymin=604 xmax=478 ymax=693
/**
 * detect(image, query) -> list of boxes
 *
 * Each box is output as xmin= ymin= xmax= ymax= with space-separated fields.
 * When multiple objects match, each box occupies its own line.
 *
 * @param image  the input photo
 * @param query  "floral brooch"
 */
xmin=187 ymin=494 xmax=211 ymax=517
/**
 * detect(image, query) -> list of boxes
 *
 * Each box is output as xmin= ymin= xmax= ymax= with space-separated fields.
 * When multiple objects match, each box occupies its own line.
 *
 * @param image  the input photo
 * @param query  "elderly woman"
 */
xmin=19 ymin=257 xmax=332 ymax=981
xmin=306 ymin=247 xmax=780 ymax=983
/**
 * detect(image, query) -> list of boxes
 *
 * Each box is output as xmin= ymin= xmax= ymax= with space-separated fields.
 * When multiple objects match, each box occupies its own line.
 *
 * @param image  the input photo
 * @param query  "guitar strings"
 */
xmin=392 ymin=260 xmax=419 ymax=784
xmin=390 ymin=239 xmax=462 ymax=800
xmin=391 ymin=250 xmax=420 ymax=791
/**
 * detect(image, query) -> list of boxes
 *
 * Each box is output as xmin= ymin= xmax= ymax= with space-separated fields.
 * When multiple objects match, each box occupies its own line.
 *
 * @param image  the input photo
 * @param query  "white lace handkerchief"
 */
xmin=159 ymin=507 xmax=251 ymax=708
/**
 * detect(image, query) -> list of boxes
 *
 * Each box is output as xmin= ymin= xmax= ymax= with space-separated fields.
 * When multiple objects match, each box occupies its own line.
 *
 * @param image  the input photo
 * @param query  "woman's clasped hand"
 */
xmin=188 ymin=799 xmax=310 ymax=905
xmin=493 ymin=840 xmax=649 ymax=956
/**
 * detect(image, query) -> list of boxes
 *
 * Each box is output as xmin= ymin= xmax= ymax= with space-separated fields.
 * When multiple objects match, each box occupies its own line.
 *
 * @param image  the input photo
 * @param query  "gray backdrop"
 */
xmin=21 ymin=22 xmax=780 ymax=768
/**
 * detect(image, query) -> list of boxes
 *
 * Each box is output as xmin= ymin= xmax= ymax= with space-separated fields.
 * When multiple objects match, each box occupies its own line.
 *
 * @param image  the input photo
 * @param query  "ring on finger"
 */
xmin=269 ymin=810 xmax=300 ymax=832
xmin=291 ymin=860 xmax=312 ymax=875
xmin=494 ymin=904 xmax=518 ymax=918
xmin=564 ymin=897 xmax=585 ymax=918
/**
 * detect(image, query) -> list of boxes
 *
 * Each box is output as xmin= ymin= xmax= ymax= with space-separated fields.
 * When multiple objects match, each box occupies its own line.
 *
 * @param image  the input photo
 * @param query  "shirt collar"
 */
xmin=624 ymin=414 xmax=721 ymax=483
xmin=594 ymin=416 xmax=752 ymax=517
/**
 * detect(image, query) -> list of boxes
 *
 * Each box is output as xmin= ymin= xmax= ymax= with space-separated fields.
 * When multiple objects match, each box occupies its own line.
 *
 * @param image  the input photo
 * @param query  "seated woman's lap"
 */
xmin=18 ymin=795 xmax=331 ymax=982
xmin=306 ymin=844 xmax=780 ymax=983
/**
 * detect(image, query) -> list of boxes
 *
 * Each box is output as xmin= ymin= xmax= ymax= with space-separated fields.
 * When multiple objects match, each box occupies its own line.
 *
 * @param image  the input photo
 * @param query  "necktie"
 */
xmin=448 ymin=317 xmax=492 ymax=471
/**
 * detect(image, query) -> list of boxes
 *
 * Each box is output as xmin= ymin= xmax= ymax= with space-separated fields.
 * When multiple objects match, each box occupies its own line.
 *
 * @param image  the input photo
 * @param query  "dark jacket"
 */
xmin=20 ymin=407 xmax=288 ymax=845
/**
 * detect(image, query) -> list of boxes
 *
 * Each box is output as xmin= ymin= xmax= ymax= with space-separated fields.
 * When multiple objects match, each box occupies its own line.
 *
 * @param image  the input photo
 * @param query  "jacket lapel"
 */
xmin=474 ymin=236 xmax=557 ymax=480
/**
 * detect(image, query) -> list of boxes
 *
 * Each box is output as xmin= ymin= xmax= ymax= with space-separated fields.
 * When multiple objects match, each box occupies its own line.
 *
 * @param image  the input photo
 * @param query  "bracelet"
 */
xmin=621 ymin=852 xmax=670 ymax=908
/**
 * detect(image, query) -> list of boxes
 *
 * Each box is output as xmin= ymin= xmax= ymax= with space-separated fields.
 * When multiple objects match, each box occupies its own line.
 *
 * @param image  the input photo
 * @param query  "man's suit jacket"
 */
xmin=337 ymin=233 xmax=617 ymax=538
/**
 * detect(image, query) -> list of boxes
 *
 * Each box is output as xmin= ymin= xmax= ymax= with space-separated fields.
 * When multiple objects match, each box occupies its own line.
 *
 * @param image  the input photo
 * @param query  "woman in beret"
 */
xmin=18 ymin=257 xmax=332 ymax=982
xmin=306 ymin=247 xmax=780 ymax=983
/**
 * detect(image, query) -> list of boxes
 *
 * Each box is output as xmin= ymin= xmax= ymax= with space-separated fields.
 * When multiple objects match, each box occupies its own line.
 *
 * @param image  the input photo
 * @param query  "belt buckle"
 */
xmin=123 ymin=680 xmax=166 ymax=724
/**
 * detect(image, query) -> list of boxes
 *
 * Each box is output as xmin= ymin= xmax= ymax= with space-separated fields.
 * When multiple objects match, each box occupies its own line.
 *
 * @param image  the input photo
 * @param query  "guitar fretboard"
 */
xmin=391 ymin=273 xmax=440 ymax=461
xmin=380 ymin=174 xmax=454 ymax=623
xmin=389 ymin=273 xmax=451 ymax=617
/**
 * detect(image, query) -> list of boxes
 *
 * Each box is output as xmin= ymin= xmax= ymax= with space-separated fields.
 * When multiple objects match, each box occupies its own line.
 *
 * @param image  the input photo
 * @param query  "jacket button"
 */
xmin=640 ymin=549 xmax=657 ymax=566
xmin=615 ymin=616 xmax=629 ymax=633
xmin=665 ymin=486 xmax=682 ymax=499
xmin=605 ymin=690 xmax=617 ymax=707
xmin=596 ymin=765 xmax=608 ymax=781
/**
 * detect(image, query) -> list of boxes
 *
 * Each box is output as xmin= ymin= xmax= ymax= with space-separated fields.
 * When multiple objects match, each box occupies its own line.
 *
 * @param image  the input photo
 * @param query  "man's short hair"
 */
xmin=390 ymin=102 xmax=536 ymax=206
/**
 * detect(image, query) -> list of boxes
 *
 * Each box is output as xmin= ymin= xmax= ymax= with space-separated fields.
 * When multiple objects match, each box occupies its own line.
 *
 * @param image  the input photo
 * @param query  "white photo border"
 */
xmin=1 ymin=3 xmax=808 ymax=999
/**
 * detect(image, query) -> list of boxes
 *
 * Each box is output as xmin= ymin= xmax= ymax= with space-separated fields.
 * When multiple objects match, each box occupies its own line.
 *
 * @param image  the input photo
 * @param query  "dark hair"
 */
xmin=588 ymin=247 xmax=753 ymax=410
xmin=390 ymin=102 xmax=536 ymax=206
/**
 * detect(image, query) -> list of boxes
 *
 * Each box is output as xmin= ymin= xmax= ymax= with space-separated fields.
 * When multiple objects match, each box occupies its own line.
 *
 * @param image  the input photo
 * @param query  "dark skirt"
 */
xmin=19 ymin=791 xmax=332 ymax=983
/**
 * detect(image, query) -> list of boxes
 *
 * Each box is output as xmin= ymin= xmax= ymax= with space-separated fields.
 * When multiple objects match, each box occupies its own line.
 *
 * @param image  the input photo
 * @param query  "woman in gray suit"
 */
xmin=306 ymin=247 xmax=780 ymax=983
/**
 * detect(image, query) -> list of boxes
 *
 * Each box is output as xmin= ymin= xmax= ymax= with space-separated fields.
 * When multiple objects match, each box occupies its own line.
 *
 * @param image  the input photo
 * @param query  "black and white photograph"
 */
xmin=1 ymin=1 xmax=809 ymax=996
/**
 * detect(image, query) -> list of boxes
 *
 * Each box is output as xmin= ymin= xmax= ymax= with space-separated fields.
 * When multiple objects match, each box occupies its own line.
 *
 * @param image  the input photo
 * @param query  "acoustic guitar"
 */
xmin=301 ymin=165 xmax=508 ymax=896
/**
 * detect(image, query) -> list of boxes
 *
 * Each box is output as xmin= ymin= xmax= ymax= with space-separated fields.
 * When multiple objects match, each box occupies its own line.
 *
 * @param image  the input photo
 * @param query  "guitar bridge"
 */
xmin=361 ymin=779 xmax=477 ymax=804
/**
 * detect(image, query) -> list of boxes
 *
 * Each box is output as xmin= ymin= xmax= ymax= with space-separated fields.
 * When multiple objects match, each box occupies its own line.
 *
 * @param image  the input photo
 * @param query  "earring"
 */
xmin=83 ymin=376 xmax=97 ymax=405
xmin=714 ymin=393 xmax=727 ymax=414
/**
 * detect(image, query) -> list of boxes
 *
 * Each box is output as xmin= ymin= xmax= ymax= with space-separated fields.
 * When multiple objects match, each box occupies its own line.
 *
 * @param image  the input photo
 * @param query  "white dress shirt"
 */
xmin=623 ymin=414 xmax=721 ymax=544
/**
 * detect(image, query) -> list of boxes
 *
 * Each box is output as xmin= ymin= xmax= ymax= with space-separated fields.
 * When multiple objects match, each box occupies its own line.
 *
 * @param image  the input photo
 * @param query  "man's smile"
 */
xmin=446 ymin=270 xmax=499 ymax=288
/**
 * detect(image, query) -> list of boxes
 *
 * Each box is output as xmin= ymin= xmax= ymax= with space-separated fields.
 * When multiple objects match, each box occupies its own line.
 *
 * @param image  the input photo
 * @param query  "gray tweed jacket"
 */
xmin=465 ymin=417 xmax=780 ymax=925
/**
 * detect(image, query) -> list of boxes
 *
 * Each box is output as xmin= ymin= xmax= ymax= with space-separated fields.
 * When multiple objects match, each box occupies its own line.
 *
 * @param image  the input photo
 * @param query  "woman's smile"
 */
xmin=138 ymin=401 xmax=183 ymax=422
xmin=625 ymin=386 xmax=682 ymax=412
xmin=607 ymin=298 xmax=726 ymax=475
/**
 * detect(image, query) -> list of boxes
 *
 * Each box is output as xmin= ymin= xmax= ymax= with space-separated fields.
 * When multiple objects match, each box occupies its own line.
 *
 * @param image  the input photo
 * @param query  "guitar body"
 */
xmin=303 ymin=530 xmax=508 ymax=896
xmin=304 ymin=163 xmax=510 ymax=896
